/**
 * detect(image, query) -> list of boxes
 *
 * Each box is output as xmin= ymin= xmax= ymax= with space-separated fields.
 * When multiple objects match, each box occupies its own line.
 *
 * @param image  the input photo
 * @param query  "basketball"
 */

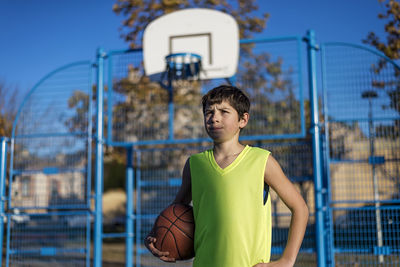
xmin=153 ymin=203 xmax=195 ymax=260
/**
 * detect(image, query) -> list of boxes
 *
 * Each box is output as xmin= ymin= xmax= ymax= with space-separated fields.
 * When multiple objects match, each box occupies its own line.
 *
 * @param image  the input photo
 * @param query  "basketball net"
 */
xmin=164 ymin=53 xmax=202 ymax=82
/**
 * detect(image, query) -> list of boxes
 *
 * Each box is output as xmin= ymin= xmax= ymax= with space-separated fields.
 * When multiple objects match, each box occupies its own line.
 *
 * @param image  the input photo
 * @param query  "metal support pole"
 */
xmin=168 ymin=79 xmax=174 ymax=140
xmin=226 ymin=75 xmax=236 ymax=86
xmin=160 ymin=65 xmax=175 ymax=140
xmin=306 ymin=30 xmax=327 ymax=267
xmin=0 ymin=137 xmax=8 ymax=266
xmin=135 ymin=151 xmax=142 ymax=267
xmin=94 ymin=48 xmax=106 ymax=267
xmin=126 ymin=147 xmax=134 ymax=267
xmin=363 ymin=91 xmax=384 ymax=263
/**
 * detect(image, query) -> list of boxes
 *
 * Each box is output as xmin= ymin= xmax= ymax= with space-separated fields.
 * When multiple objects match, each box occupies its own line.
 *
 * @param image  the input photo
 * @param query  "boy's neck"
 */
xmin=212 ymin=140 xmax=245 ymax=157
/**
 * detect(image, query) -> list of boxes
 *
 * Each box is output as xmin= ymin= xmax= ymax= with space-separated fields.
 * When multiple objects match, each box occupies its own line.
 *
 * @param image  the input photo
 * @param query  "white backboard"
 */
xmin=143 ymin=8 xmax=239 ymax=80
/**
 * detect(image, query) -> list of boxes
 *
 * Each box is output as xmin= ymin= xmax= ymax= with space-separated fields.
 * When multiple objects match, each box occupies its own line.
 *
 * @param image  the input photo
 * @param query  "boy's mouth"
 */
xmin=209 ymin=127 xmax=223 ymax=132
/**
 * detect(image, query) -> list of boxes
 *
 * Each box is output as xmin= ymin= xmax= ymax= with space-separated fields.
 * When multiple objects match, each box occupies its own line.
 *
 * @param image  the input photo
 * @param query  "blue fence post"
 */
xmin=94 ymin=47 xmax=106 ymax=267
xmin=320 ymin=43 xmax=335 ymax=267
xmin=126 ymin=147 xmax=134 ymax=267
xmin=305 ymin=30 xmax=327 ymax=267
xmin=0 ymin=137 xmax=8 ymax=266
xmin=167 ymin=79 xmax=174 ymax=140
xmin=135 ymin=151 xmax=142 ymax=267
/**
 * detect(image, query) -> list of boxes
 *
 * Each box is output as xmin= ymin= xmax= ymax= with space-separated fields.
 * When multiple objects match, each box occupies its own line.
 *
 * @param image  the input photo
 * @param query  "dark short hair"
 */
xmin=202 ymin=85 xmax=250 ymax=118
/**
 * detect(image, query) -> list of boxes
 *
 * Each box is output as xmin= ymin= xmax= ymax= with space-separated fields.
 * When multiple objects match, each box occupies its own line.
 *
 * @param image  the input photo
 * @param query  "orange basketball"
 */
xmin=153 ymin=203 xmax=195 ymax=260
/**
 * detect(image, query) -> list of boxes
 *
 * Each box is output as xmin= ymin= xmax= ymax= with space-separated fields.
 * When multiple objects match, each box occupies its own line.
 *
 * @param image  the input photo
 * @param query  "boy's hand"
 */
xmin=144 ymin=236 xmax=176 ymax=262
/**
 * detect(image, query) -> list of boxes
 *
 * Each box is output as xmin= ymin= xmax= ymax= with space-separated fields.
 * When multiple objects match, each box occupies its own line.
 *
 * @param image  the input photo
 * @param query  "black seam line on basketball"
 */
xmin=172 ymin=206 xmax=193 ymax=227
xmin=172 ymin=206 xmax=193 ymax=223
xmin=170 ymin=224 xmax=183 ymax=260
xmin=171 ymin=205 xmax=190 ymax=260
xmin=159 ymin=214 xmax=194 ymax=241
xmin=157 ymin=219 xmax=183 ymax=259
xmin=155 ymin=225 xmax=171 ymax=251
xmin=158 ymin=214 xmax=179 ymax=252
xmin=172 ymin=205 xmax=194 ymax=230
xmin=172 ymin=206 xmax=193 ymax=260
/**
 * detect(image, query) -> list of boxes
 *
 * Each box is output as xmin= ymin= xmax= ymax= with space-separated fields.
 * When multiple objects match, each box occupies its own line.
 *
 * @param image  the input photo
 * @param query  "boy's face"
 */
xmin=203 ymin=100 xmax=249 ymax=143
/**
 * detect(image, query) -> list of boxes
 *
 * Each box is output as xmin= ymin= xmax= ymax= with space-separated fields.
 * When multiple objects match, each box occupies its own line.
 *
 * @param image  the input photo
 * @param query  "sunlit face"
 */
xmin=203 ymin=100 xmax=249 ymax=143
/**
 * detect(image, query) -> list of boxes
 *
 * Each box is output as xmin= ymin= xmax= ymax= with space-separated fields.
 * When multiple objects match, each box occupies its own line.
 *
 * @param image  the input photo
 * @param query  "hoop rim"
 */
xmin=164 ymin=52 xmax=203 ymax=81
xmin=165 ymin=53 xmax=202 ymax=62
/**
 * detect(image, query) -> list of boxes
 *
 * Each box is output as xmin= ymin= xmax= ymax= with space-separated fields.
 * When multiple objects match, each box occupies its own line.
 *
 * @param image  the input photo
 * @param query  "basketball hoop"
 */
xmin=165 ymin=53 xmax=202 ymax=81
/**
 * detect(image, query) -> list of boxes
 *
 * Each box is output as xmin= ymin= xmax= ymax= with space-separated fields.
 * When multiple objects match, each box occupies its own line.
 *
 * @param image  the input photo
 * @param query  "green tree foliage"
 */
xmin=113 ymin=0 xmax=269 ymax=48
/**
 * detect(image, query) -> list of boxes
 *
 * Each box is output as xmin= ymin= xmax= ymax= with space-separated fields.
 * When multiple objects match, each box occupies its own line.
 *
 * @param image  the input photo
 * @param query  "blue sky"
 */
xmin=0 ymin=0 xmax=387 ymax=95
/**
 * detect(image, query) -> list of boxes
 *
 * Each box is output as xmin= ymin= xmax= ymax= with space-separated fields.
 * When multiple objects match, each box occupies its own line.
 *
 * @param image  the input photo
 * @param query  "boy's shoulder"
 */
xmin=246 ymin=145 xmax=264 ymax=151
xmin=245 ymin=145 xmax=271 ymax=159
xmin=189 ymin=148 xmax=212 ymax=159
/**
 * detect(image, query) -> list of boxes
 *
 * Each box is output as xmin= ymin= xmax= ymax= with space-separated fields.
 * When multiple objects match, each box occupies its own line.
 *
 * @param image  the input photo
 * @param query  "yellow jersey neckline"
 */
xmin=208 ymin=145 xmax=251 ymax=175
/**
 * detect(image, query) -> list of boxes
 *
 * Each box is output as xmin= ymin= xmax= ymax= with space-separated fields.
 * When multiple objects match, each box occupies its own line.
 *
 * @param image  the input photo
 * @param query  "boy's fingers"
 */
xmin=144 ymin=236 xmax=174 ymax=261
xmin=160 ymin=255 xmax=176 ymax=262
xmin=145 ymin=238 xmax=170 ymax=257
xmin=150 ymin=244 xmax=170 ymax=257
xmin=145 ymin=236 xmax=156 ymax=244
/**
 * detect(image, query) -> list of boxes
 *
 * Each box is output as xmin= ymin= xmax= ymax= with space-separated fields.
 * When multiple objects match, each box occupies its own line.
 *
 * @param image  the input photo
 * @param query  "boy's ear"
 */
xmin=239 ymin=112 xmax=249 ymax=129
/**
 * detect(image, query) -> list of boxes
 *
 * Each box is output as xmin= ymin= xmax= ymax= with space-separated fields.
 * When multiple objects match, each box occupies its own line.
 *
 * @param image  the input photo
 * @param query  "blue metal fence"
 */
xmin=101 ymin=34 xmax=315 ymax=266
xmin=106 ymin=36 xmax=306 ymax=146
xmin=3 ymin=61 xmax=94 ymax=266
xmin=0 ymin=31 xmax=399 ymax=267
xmin=322 ymin=42 xmax=400 ymax=266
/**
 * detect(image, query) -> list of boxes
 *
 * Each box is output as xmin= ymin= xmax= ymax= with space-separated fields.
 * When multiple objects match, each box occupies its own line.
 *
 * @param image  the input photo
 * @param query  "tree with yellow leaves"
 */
xmin=113 ymin=0 xmax=269 ymax=48
xmin=364 ymin=0 xmax=400 ymax=137
xmin=0 ymin=81 xmax=18 ymax=137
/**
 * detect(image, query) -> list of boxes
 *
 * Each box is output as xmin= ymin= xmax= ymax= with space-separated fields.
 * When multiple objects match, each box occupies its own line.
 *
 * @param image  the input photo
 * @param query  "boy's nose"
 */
xmin=210 ymin=113 xmax=220 ymax=122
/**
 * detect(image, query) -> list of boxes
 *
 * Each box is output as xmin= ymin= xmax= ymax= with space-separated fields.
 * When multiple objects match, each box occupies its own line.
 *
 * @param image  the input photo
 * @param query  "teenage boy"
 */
xmin=145 ymin=85 xmax=309 ymax=267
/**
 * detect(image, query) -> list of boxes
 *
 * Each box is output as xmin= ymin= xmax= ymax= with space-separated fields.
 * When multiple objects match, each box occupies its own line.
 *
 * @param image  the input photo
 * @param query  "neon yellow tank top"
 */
xmin=190 ymin=145 xmax=272 ymax=267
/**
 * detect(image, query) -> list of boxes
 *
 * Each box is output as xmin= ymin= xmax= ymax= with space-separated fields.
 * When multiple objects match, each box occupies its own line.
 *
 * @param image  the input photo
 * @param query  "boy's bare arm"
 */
xmin=144 ymin=158 xmax=192 ymax=262
xmin=260 ymin=155 xmax=309 ymax=267
xmin=173 ymin=158 xmax=192 ymax=204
